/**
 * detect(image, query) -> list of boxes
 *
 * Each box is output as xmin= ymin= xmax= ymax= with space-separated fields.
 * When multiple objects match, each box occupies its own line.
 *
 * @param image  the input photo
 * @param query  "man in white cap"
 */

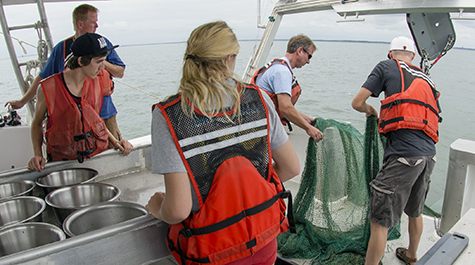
xmin=28 ymin=33 xmax=132 ymax=172
xmin=352 ymin=36 xmax=441 ymax=265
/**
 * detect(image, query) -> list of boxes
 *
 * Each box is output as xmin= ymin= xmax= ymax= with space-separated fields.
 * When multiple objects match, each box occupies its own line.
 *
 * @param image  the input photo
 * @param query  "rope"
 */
xmin=35 ymin=24 xmax=48 ymax=63
xmin=24 ymin=60 xmax=40 ymax=85
xmin=0 ymin=31 xmax=161 ymax=101
xmin=114 ymin=79 xmax=162 ymax=100
xmin=0 ymin=31 xmax=36 ymax=54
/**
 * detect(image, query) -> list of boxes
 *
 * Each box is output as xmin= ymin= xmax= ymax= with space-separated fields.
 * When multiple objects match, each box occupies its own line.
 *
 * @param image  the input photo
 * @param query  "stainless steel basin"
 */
xmin=0 ymin=196 xmax=46 ymax=228
xmin=63 ymin=201 xmax=148 ymax=237
xmin=45 ymin=183 xmax=121 ymax=224
xmin=0 ymin=180 xmax=35 ymax=202
xmin=35 ymin=168 xmax=99 ymax=195
xmin=0 ymin=222 xmax=66 ymax=257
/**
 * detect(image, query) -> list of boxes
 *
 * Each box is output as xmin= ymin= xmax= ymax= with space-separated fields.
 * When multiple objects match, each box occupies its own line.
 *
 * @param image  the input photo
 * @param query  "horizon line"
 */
xmin=119 ymin=39 xmax=475 ymax=51
xmin=2 ymin=38 xmax=473 ymax=60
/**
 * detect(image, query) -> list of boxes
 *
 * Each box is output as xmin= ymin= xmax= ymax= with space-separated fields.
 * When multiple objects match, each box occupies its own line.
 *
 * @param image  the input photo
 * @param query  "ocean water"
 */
xmin=2 ymin=40 xmax=474 ymax=212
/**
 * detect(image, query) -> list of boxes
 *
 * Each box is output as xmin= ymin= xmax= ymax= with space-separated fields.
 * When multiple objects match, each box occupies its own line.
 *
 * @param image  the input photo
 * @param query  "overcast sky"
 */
xmin=1 ymin=0 xmax=474 ymax=59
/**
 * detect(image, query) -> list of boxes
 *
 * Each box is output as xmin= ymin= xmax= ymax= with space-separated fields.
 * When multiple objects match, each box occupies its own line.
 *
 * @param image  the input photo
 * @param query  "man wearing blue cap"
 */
xmin=6 ymin=4 xmax=126 ymax=150
xmin=28 ymin=33 xmax=133 ymax=172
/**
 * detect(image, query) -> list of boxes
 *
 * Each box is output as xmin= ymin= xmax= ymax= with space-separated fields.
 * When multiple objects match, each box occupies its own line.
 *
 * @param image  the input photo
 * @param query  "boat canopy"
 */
xmin=0 ymin=0 xmax=102 ymax=6
xmin=243 ymin=0 xmax=475 ymax=82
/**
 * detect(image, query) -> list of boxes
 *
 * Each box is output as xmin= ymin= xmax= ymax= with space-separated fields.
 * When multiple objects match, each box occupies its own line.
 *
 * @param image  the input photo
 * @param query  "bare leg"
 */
xmin=406 ymin=215 xmax=423 ymax=264
xmin=365 ymin=221 xmax=388 ymax=265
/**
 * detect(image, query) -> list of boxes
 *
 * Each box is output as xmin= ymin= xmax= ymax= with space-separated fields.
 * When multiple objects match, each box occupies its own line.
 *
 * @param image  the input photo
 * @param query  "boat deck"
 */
xmin=96 ymin=128 xmax=473 ymax=265
xmin=102 ymin=171 xmax=442 ymax=265
xmin=0 ymin=129 xmax=468 ymax=264
xmin=101 ymin=168 xmax=165 ymax=207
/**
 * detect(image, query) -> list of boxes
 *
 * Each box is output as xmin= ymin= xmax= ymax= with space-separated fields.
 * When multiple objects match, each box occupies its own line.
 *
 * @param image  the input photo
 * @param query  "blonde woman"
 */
xmin=146 ymin=21 xmax=300 ymax=265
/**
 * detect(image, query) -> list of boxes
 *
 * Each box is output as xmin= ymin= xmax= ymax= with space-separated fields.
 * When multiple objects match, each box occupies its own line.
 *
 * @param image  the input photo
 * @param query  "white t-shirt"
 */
xmin=254 ymin=57 xmax=293 ymax=97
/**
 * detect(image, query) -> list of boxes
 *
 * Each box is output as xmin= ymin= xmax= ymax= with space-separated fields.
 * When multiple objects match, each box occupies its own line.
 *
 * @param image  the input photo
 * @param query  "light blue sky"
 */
xmin=1 ymin=0 xmax=474 ymax=59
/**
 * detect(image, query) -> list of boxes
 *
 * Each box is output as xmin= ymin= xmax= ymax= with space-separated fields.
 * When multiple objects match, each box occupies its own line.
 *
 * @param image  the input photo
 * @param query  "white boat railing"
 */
xmin=440 ymin=139 xmax=475 ymax=234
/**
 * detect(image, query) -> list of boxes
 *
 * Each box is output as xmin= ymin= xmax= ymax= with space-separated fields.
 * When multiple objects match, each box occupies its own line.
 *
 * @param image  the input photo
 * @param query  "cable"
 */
xmin=114 ymin=79 xmax=162 ymax=100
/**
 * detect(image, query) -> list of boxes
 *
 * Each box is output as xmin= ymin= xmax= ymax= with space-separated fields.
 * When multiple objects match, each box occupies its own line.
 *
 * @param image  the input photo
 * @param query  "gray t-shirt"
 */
xmin=362 ymin=59 xmax=436 ymax=159
xmin=151 ymin=81 xmax=288 ymax=175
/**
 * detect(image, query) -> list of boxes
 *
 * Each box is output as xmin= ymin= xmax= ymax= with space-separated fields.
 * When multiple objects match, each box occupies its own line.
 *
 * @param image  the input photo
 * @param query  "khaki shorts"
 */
xmin=103 ymin=114 xmax=122 ymax=149
xmin=368 ymin=155 xmax=436 ymax=227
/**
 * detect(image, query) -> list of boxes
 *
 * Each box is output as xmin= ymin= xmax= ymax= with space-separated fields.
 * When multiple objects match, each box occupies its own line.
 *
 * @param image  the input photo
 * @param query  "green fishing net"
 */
xmin=278 ymin=116 xmax=401 ymax=264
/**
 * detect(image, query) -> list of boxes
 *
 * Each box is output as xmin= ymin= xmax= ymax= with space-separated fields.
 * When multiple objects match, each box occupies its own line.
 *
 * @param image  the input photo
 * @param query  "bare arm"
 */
xmin=299 ymin=111 xmax=316 ymax=125
xmin=352 ymin=87 xmax=378 ymax=118
xmin=27 ymin=87 xmax=47 ymax=172
xmin=107 ymin=129 xmax=133 ymax=156
xmin=272 ymin=139 xmax=300 ymax=182
xmin=104 ymin=61 xmax=124 ymax=78
xmin=277 ymin=93 xmax=322 ymax=141
xmin=146 ymin=172 xmax=192 ymax=224
xmin=5 ymin=75 xmax=42 ymax=109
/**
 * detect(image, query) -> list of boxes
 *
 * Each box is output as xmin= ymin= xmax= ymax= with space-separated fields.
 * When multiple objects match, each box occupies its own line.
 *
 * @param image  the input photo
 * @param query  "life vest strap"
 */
xmin=77 ymin=148 xmax=95 ymax=163
xmin=73 ymin=131 xmax=92 ymax=141
xmin=176 ymin=235 xmax=211 ymax=264
xmin=171 ymin=190 xmax=295 ymax=264
xmin=180 ymin=190 xmax=290 ymax=238
xmin=282 ymin=118 xmax=293 ymax=132
xmin=284 ymin=188 xmax=296 ymax=233
xmin=379 ymin=117 xmax=405 ymax=129
xmin=381 ymin=98 xmax=440 ymax=120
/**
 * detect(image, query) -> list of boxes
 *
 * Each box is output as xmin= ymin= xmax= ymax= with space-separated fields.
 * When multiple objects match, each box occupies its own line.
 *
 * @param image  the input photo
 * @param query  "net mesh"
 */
xmin=278 ymin=116 xmax=401 ymax=264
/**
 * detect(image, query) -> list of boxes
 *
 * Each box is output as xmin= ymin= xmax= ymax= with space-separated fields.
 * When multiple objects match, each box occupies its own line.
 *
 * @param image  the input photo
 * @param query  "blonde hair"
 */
xmin=179 ymin=21 xmax=241 ymax=119
xmin=72 ymin=4 xmax=98 ymax=32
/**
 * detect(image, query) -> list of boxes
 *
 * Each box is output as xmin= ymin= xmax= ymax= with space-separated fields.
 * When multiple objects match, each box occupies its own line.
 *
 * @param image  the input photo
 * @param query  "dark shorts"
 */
xmin=368 ymin=155 xmax=436 ymax=227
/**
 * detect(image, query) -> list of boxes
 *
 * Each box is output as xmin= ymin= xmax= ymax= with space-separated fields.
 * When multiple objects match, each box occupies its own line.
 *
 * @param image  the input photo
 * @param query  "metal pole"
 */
xmin=0 ymin=0 xmax=35 ymax=123
xmin=242 ymin=0 xmax=340 ymax=82
xmin=36 ymin=0 xmax=53 ymax=52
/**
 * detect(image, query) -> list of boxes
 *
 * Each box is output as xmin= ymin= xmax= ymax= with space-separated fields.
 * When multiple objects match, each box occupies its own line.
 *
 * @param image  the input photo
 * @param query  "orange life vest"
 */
xmin=41 ymin=73 xmax=109 ymax=162
xmin=379 ymin=60 xmax=441 ymax=142
xmin=63 ymin=36 xmax=114 ymax=96
xmin=154 ymin=84 xmax=293 ymax=265
xmin=96 ymin=69 xmax=115 ymax=96
xmin=251 ymin=59 xmax=302 ymax=126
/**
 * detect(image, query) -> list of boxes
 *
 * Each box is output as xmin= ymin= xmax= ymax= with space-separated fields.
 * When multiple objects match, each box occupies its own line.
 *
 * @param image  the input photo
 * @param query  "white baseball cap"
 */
xmin=389 ymin=36 xmax=415 ymax=53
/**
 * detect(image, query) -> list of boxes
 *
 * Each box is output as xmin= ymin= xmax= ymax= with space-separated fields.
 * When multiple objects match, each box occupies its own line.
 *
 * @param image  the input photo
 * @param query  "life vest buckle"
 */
xmin=180 ymin=228 xmax=193 ymax=238
xmin=281 ymin=190 xmax=291 ymax=199
xmin=77 ymin=148 xmax=95 ymax=163
xmin=77 ymin=154 xmax=84 ymax=163
xmin=74 ymin=131 xmax=92 ymax=141
xmin=388 ymin=99 xmax=403 ymax=111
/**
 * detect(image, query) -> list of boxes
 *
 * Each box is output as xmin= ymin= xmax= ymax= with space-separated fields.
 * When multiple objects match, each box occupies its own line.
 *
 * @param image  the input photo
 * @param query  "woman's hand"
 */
xmin=146 ymin=192 xmax=166 ymax=220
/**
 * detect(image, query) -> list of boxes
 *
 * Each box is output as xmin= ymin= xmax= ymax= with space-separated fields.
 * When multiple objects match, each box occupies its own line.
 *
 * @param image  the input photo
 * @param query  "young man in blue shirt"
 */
xmin=6 ymin=4 xmax=127 ymax=149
